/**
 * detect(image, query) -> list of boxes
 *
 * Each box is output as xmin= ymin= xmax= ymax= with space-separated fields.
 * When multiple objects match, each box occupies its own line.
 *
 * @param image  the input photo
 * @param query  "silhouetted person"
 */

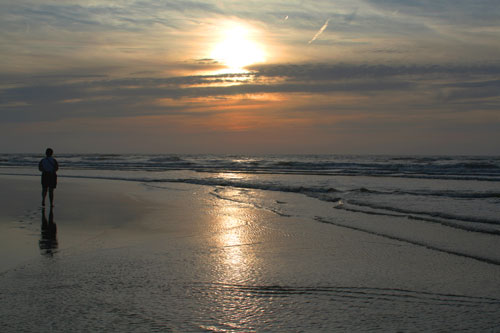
xmin=40 ymin=207 xmax=58 ymax=256
xmin=38 ymin=148 xmax=59 ymax=207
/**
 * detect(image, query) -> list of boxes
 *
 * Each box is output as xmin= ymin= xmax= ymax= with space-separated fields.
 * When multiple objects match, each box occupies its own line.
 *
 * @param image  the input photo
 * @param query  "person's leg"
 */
xmin=42 ymin=187 xmax=48 ymax=206
xmin=49 ymin=188 xmax=54 ymax=207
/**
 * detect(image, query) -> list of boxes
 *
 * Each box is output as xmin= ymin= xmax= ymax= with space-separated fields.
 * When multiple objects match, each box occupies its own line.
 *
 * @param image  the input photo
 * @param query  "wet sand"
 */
xmin=1 ymin=175 xmax=500 ymax=332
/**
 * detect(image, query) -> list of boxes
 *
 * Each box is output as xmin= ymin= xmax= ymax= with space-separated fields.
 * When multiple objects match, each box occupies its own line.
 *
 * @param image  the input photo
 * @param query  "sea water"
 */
xmin=1 ymin=154 xmax=500 ymax=331
xmin=2 ymin=154 xmax=500 ymax=264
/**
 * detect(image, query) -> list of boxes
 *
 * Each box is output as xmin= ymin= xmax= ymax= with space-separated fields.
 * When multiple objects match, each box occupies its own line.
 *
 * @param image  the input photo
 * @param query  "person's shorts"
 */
xmin=41 ymin=172 xmax=57 ymax=189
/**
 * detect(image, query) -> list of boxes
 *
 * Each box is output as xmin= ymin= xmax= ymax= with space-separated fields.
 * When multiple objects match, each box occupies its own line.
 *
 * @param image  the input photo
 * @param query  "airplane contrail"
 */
xmin=308 ymin=18 xmax=330 ymax=44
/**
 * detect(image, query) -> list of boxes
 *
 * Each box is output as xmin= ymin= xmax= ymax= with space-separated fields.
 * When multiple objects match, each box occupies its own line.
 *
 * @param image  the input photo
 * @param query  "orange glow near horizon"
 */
xmin=152 ymin=92 xmax=369 ymax=132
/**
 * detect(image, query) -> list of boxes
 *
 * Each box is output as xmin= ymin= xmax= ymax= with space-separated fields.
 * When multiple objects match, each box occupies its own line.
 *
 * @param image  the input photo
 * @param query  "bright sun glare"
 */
xmin=210 ymin=23 xmax=266 ymax=72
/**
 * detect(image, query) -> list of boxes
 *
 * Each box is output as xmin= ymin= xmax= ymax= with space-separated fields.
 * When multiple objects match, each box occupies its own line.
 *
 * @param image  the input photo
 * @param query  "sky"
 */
xmin=1 ymin=0 xmax=499 ymax=154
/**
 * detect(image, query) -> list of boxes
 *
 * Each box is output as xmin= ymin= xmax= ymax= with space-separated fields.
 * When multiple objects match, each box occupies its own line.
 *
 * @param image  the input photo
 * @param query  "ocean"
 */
xmin=2 ymin=153 xmax=499 ymax=264
xmin=1 ymin=154 xmax=500 ymax=331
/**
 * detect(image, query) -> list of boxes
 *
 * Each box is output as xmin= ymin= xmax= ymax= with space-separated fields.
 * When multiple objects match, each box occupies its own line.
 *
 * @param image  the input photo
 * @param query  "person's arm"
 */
xmin=39 ymin=159 xmax=44 ymax=172
xmin=54 ymin=159 xmax=59 ymax=172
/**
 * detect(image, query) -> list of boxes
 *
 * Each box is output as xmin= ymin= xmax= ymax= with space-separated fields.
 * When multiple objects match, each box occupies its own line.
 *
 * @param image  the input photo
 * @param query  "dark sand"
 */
xmin=1 ymin=175 xmax=499 ymax=331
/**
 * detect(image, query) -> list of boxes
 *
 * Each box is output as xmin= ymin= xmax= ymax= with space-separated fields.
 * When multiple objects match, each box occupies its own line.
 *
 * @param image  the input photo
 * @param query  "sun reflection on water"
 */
xmin=216 ymin=204 xmax=254 ymax=283
xmin=205 ymin=193 xmax=267 ymax=330
xmin=216 ymin=172 xmax=246 ymax=180
xmin=201 ymin=182 xmax=277 ymax=330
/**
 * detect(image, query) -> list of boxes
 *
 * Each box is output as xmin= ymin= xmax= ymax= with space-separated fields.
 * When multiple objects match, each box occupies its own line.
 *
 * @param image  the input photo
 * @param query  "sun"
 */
xmin=210 ymin=23 xmax=266 ymax=73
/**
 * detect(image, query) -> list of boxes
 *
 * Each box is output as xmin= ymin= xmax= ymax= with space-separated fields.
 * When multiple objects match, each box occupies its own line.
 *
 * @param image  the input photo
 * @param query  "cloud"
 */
xmin=363 ymin=0 xmax=500 ymax=35
xmin=0 ymin=0 xmax=224 ymax=32
xmin=440 ymin=80 xmax=500 ymax=103
xmin=0 ymin=0 xmax=499 ymax=154
xmin=2 ymin=62 xmax=500 ymax=125
xmin=308 ymin=19 xmax=330 ymax=44
xmin=250 ymin=63 xmax=500 ymax=80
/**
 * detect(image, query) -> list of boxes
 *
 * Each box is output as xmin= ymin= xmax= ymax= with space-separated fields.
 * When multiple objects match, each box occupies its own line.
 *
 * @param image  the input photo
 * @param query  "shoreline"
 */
xmin=1 ymin=174 xmax=499 ymax=331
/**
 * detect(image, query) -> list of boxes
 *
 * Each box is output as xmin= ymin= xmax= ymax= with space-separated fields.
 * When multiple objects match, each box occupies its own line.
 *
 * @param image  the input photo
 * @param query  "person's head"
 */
xmin=45 ymin=148 xmax=54 ymax=157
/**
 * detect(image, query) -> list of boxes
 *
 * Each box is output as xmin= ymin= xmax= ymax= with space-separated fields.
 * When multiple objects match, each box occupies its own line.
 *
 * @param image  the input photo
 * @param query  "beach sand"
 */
xmin=1 ymin=175 xmax=499 ymax=331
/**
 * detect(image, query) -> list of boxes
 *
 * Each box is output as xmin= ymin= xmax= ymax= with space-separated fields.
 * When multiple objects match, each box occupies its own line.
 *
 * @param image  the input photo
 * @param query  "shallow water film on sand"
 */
xmin=1 ymin=154 xmax=500 ymax=331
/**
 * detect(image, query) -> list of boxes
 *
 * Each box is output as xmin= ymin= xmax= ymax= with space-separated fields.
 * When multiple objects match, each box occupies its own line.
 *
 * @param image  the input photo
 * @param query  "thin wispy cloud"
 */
xmin=308 ymin=18 xmax=330 ymax=44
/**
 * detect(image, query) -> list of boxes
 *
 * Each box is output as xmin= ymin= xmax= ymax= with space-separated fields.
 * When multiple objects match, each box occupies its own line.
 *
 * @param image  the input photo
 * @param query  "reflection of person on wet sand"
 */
xmin=38 ymin=148 xmax=59 ymax=207
xmin=40 ymin=207 xmax=58 ymax=255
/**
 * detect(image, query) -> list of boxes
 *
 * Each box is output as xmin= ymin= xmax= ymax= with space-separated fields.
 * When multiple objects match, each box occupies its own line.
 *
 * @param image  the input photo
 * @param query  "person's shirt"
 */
xmin=39 ymin=157 xmax=59 ymax=173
